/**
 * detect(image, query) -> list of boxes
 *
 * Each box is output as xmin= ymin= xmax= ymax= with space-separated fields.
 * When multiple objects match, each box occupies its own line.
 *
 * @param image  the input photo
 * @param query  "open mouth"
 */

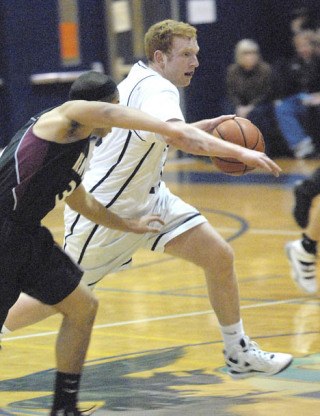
xmin=184 ymin=71 xmax=194 ymax=77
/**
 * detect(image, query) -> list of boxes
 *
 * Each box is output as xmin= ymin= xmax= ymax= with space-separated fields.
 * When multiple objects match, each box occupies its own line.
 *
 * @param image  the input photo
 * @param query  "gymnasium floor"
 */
xmin=0 ymin=157 xmax=319 ymax=415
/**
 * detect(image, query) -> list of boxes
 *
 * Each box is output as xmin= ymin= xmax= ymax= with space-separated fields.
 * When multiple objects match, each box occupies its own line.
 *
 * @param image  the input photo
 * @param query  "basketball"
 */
xmin=211 ymin=117 xmax=265 ymax=176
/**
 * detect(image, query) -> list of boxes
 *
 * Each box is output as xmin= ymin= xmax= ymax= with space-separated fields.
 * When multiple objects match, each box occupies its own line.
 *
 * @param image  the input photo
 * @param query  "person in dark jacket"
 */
xmin=226 ymin=39 xmax=287 ymax=157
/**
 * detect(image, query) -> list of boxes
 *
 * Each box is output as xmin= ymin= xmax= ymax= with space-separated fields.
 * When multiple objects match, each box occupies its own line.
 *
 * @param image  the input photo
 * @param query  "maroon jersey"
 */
xmin=0 ymin=118 xmax=89 ymax=226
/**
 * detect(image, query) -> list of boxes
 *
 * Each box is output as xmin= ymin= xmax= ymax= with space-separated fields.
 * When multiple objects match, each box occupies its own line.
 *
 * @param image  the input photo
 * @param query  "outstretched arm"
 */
xmin=74 ymin=102 xmax=281 ymax=177
xmin=60 ymin=101 xmax=187 ymax=140
xmin=164 ymin=120 xmax=281 ymax=177
xmin=65 ymin=184 xmax=164 ymax=233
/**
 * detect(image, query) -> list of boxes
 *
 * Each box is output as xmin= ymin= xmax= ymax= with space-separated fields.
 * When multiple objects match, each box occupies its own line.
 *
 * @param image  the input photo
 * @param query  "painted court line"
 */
xmin=50 ymin=225 xmax=300 ymax=236
xmin=3 ymin=297 xmax=303 ymax=342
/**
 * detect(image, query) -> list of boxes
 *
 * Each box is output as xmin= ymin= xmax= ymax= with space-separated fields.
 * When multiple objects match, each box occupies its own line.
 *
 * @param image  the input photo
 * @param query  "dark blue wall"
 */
xmin=0 ymin=0 xmax=107 ymax=145
xmin=0 ymin=3 xmax=8 ymax=147
xmin=77 ymin=0 xmax=108 ymax=70
xmin=0 ymin=0 xmax=63 ymax=142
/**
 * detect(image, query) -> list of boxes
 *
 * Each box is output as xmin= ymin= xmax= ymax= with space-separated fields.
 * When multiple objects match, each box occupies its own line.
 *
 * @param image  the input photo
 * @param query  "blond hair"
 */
xmin=144 ymin=19 xmax=197 ymax=62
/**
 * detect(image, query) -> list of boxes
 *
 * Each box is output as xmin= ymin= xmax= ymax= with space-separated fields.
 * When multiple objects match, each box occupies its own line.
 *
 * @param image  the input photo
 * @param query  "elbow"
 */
xmin=165 ymin=136 xmax=188 ymax=151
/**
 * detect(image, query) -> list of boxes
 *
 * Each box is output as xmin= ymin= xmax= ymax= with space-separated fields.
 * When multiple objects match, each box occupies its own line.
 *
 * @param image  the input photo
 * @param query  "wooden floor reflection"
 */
xmin=0 ymin=157 xmax=319 ymax=415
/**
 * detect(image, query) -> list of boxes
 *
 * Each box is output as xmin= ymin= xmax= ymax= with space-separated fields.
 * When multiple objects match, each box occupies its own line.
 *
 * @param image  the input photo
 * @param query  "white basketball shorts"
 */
xmin=64 ymin=185 xmax=207 ymax=288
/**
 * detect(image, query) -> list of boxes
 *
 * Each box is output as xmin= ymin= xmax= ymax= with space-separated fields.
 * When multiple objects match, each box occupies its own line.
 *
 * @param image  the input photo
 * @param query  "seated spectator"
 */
xmin=225 ymin=39 xmax=289 ymax=157
xmin=273 ymin=30 xmax=320 ymax=158
xmin=290 ymin=6 xmax=319 ymax=35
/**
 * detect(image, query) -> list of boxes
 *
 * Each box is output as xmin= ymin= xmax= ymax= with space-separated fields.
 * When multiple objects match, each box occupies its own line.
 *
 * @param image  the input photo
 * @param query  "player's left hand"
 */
xmin=192 ymin=115 xmax=236 ymax=132
xmin=238 ymin=147 xmax=282 ymax=177
xmin=126 ymin=214 xmax=165 ymax=234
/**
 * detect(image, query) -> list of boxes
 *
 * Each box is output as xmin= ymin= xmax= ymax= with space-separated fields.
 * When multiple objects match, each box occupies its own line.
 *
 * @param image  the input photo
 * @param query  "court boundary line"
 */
xmin=2 ymin=297 xmax=307 ymax=342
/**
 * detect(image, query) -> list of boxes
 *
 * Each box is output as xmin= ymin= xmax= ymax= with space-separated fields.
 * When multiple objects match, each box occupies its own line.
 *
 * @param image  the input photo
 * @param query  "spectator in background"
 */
xmin=273 ymin=30 xmax=320 ymax=158
xmin=225 ymin=39 xmax=288 ymax=157
xmin=290 ymin=6 xmax=319 ymax=35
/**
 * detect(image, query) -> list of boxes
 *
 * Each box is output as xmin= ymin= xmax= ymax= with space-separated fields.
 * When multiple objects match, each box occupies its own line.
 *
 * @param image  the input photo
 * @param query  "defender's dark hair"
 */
xmin=69 ymin=71 xmax=118 ymax=102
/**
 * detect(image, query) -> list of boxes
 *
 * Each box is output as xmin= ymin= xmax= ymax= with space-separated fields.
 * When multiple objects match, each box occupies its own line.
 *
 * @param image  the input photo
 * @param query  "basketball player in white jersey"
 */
xmin=4 ymin=21 xmax=292 ymax=380
xmin=1 ymin=71 xmax=261 ymax=415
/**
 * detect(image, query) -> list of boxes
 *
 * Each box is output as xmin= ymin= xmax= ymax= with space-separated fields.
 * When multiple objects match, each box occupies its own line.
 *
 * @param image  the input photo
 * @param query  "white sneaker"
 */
xmin=294 ymin=137 xmax=315 ymax=159
xmin=224 ymin=336 xmax=293 ymax=379
xmin=285 ymin=240 xmax=318 ymax=294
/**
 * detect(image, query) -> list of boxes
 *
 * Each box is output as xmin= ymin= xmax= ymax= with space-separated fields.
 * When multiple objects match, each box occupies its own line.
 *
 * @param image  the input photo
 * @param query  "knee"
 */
xmin=205 ymin=239 xmax=235 ymax=274
xmin=85 ymin=295 xmax=99 ymax=321
xmin=69 ymin=293 xmax=98 ymax=327
xmin=218 ymin=241 xmax=235 ymax=271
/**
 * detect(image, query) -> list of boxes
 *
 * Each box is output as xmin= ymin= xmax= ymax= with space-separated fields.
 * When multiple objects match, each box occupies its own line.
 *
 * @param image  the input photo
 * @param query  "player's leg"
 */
xmin=0 ymin=222 xmax=41 ymax=339
xmin=2 ymin=228 xmax=141 ymax=338
xmin=3 ymin=293 xmax=57 ymax=333
xmin=164 ymin=222 xmax=293 ymax=378
xmin=22 ymin=231 xmax=98 ymax=415
xmin=53 ymin=282 xmax=98 ymax=373
xmin=285 ymin=196 xmax=320 ymax=294
xmin=49 ymin=282 xmax=98 ymax=415
xmin=293 ymin=168 xmax=320 ymax=228
xmin=164 ymin=222 xmax=239 ymax=326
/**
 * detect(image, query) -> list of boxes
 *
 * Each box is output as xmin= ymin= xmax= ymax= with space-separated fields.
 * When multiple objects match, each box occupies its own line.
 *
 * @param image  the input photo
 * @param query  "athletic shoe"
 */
xmin=285 ymin=240 xmax=318 ymax=293
xmin=294 ymin=137 xmax=315 ymax=159
xmin=293 ymin=181 xmax=312 ymax=228
xmin=50 ymin=408 xmax=94 ymax=416
xmin=224 ymin=336 xmax=293 ymax=379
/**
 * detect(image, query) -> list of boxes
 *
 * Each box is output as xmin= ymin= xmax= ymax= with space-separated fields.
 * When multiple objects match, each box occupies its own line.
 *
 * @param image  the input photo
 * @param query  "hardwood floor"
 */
xmin=1 ymin=157 xmax=319 ymax=415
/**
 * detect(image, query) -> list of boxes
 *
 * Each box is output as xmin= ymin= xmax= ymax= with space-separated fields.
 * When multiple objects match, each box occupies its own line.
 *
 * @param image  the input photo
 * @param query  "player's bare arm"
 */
xmin=65 ymin=184 xmax=164 ymax=234
xmin=34 ymin=100 xmax=187 ymax=144
xmin=163 ymin=121 xmax=281 ymax=177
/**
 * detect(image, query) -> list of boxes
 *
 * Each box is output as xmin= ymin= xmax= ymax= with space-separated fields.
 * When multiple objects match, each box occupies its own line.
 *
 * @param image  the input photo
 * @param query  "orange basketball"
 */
xmin=211 ymin=117 xmax=265 ymax=176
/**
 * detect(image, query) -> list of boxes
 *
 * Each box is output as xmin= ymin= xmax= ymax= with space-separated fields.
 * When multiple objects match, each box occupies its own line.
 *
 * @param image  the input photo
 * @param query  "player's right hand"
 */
xmin=125 ymin=214 xmax=165 ymax=234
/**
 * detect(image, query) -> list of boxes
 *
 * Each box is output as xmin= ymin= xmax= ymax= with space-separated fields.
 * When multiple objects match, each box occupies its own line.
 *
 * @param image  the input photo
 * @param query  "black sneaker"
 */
xmin=50 ymin=408 xmax=93 ymax=416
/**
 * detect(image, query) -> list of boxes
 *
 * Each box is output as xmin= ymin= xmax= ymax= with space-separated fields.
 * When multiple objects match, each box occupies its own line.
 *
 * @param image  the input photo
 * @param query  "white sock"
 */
xmin=220 ymin=319 xmax=245 ymax=351
xmin=0 ymin=325 xmax=11 ymax=336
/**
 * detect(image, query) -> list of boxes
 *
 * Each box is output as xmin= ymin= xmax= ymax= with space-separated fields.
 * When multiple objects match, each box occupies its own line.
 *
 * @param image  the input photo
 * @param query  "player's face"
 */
xmin=162 ymin=36 xmax=199 ymax=87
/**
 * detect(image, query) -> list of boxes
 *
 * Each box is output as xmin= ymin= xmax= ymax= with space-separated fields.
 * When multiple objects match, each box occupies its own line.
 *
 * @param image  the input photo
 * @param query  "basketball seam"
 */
xmin=233 ymin=118 xmax=247 ymax=175
xmin=214 ymin=127 xmax=223 ymax=140
xmin=234 ymin=117 xmax=248 ymax=148
xmin=213 ymin=118 xmax=264 ymax=175
xmin=251 ymin=127 xmax=260 ymax=150
xmin=214 ymin=121 xmax=245 ymax=174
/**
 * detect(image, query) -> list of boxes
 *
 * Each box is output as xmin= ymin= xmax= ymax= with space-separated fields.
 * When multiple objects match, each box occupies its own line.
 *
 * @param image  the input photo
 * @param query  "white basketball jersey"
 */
xmin=81 ymin=61 xmax=185 ymax=217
